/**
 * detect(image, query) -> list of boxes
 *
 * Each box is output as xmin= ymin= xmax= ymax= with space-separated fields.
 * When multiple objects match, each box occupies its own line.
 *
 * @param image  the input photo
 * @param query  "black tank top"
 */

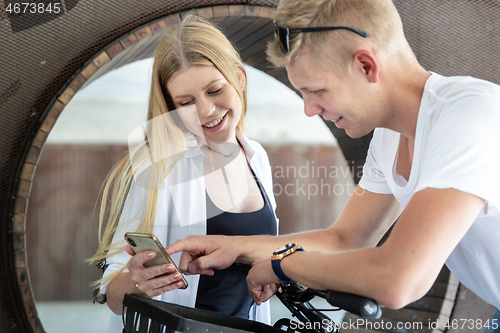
xmin=195 ymin=172 xmax=277 ymax=319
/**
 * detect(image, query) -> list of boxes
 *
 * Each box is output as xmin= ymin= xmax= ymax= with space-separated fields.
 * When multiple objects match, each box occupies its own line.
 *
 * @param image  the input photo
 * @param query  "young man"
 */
xmin=166 ymin=0 xmax=500 ymax=327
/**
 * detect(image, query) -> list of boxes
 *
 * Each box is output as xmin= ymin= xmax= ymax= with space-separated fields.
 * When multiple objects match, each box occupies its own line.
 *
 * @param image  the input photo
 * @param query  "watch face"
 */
xmin=275 ymin=243 xmax=295 ymax=254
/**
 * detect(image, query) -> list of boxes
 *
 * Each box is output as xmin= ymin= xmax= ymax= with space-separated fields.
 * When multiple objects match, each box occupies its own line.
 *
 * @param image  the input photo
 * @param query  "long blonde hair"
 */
xmin=90 ymin=15 xmax=248 ymax=297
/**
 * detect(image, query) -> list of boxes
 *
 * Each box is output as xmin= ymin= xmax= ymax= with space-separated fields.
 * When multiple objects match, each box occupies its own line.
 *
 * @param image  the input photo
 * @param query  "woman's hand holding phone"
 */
xmin=124 ymin=233 xmax=188 ymax=298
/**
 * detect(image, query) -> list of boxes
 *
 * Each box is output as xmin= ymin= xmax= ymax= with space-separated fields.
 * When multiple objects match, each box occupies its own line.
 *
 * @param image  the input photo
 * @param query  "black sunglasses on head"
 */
xmin=273 ymin=21 xmax=368 ymax=54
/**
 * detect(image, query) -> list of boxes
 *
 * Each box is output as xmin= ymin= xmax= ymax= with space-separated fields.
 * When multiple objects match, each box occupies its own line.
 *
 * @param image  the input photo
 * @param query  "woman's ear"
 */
xmin=353 ymin=49 xmax=379 ymax=83
xmin=235 ymin=65 xmax=246 ymax=90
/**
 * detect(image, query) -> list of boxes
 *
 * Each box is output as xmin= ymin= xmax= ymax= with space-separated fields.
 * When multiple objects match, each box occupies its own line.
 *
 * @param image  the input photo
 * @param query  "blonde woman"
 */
xmin=90 ymin=15 xmax=278 ymax=333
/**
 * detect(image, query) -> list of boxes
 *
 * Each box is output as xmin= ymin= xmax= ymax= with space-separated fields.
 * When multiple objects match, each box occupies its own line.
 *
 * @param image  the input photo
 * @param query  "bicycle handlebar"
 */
xmin=325 ymin=290 xmax=382 ymax=319
xmin=276 ymin=284 xmax=382 ymax=320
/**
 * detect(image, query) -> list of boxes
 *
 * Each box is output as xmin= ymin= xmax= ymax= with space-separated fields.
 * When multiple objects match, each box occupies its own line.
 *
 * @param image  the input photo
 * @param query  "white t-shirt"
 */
xmin=359 ymin=72 xmax=500 ymax=309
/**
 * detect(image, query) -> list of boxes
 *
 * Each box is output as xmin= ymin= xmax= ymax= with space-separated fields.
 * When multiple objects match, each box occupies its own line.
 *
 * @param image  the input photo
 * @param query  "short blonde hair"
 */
xmin=267 ymin=0 xmax=412 ymax=68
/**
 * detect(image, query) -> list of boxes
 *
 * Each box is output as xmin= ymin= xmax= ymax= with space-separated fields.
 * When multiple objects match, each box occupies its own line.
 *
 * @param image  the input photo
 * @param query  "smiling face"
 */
xmin=167 ymin=64 xmax=245 ymax=144
xmin=286 ymin=47 xmax=382 ymax=139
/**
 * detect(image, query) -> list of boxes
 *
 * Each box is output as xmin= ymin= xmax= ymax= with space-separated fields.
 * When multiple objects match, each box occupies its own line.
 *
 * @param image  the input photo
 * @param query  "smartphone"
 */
xmin=124 ymin=232 xmax=188 ymax=289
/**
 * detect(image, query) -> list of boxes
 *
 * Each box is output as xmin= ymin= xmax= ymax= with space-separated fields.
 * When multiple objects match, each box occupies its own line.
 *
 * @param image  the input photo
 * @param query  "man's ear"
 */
xmin=353 ymin=50 xmax=379 ymax=83
xmin=235 ymin=65 xmax=246 ymax=90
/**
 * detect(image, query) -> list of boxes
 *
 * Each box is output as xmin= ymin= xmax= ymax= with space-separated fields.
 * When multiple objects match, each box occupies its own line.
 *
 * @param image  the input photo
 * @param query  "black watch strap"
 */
xmin=272 ymin=258 xmax=293 ymax=284
xmin=271 ymin=244 xmax=304 ymax=284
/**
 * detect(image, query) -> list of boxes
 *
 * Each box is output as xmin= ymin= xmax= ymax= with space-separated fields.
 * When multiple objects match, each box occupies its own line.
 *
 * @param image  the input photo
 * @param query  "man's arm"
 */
xmin=167 ymin=186 xmax=402 ymax=274
xmin=247 ymin=187 xmax=484 ymax=308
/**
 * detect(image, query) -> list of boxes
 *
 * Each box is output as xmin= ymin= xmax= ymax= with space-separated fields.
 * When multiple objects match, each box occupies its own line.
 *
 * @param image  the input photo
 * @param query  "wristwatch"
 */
xmin=271 ymin=243 xmax=304 ymax=284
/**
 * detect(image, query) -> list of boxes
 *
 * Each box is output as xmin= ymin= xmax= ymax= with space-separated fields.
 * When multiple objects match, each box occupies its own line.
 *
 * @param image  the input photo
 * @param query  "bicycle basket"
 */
xmin=122 ymin=294 xmax=282 ymax=333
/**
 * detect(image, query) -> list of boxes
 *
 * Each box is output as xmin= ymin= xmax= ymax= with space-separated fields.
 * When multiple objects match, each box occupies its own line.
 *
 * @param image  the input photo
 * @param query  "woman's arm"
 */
xmin=105 ymin=246 xmax=187 ymax=315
